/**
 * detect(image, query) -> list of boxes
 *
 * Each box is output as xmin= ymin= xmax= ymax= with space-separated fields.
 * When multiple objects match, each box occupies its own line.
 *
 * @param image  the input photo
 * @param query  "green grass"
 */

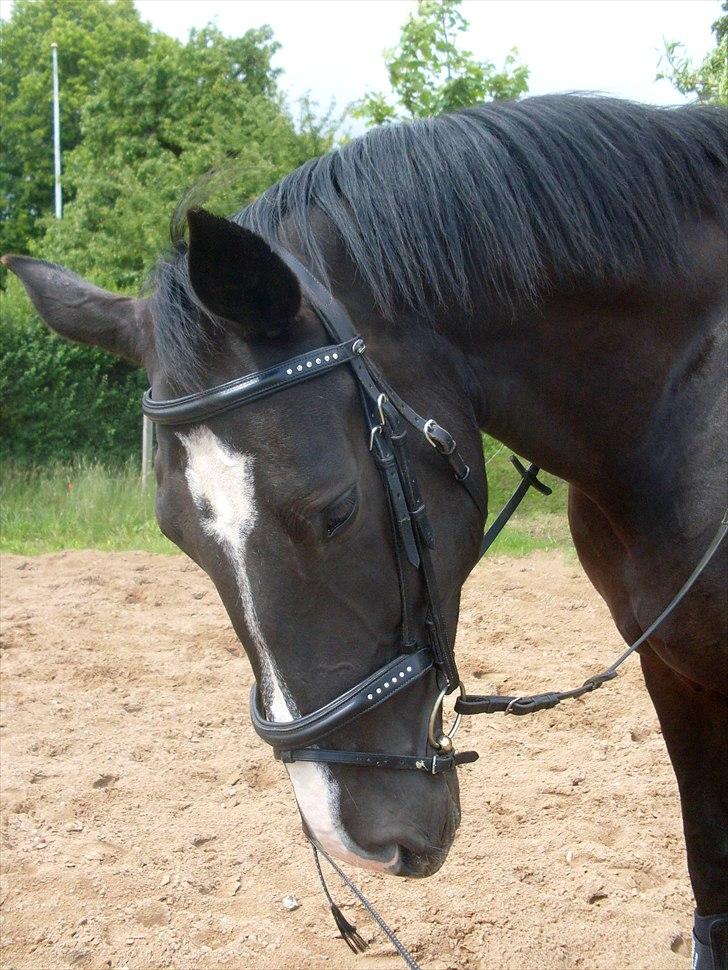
xmin=0 ymin=459 xmax=176 ymax=555
xmin=0 ymin=440 xmax=572 ymax=557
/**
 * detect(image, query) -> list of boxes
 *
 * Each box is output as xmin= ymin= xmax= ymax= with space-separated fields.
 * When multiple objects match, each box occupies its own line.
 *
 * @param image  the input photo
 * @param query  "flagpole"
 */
xmin=51 ymin=42 xmax=62 ymax=219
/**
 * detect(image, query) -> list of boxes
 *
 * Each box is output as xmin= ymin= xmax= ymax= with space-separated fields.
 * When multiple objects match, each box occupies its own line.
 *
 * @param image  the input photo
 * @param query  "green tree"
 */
xmin=0 ymin=0 xmax=337 ymax=462
xmin=658 ymin=1 xmax=727 ymax=105
xmin=0 ymin=0 xmax=152 ymax=257
xmin=37 ymin=24 xmax=333 ymax=290
xmin=354 ymin=0 xmax=528 ymax=126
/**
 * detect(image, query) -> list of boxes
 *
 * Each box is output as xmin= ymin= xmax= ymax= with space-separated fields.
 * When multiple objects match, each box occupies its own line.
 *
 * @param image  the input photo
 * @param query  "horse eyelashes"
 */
xmin=325 ymin=490 xmax=358 ymax=539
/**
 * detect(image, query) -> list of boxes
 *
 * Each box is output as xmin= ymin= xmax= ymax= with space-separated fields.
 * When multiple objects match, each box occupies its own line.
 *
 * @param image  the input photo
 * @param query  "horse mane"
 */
xmin=154 ymin=94 xmax=727 ymax=380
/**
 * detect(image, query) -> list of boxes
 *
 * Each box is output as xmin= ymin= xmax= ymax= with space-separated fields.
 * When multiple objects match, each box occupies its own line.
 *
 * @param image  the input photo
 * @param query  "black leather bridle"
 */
xmin=142 ymin=247 xmax=728 ymax=782
xmin=144 ymin=247 xmax=489 ymax=774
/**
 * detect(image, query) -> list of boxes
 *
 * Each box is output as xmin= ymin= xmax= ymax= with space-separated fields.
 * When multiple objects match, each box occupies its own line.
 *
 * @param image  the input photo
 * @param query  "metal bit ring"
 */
xmin=428 ymin=682 xmax=465 ymax=752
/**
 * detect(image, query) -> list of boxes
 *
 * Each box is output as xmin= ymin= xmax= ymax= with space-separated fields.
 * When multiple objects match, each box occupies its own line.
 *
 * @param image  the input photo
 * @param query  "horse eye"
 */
xmin=324 ymin=488 xmax=358 ymax=539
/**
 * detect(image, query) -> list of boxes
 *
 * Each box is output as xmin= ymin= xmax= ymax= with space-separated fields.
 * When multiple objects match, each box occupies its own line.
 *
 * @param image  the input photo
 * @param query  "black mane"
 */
xmin=155 ymin=94 xmax=727 ymax=378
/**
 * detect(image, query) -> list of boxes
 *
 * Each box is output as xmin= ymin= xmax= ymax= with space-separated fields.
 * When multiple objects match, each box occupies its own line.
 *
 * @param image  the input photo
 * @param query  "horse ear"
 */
xmin=186 ymin=207 xmax=301 ymax=334
xmin=1 ymin=254 xmax=148 ymax=365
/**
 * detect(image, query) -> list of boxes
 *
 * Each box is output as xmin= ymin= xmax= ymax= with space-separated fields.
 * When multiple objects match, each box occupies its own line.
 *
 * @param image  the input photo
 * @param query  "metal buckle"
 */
xmin=423 ymin=418 xmax=439 ymax=448
xmin=368 ymin=394 xmax=389 ymax=451
xmin=376 ymin=393 xmax=388 ymax=427
xmin=416 ymin=755 xmax=446 ymax=775
xmin=504 ymin=696 xmax=523 ymax=714
xmin=427 ymin=682 xmax=466 ymax=752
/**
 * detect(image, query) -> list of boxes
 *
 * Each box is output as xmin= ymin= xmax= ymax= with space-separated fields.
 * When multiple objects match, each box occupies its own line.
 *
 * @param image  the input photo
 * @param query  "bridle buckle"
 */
xmin=504 ymin=696 xmax=525 ymax=715
xmin=369 ymin=394 xmax=390 ymax=451
xmin=423 ymin=418 xmax=456 ymax=455
xmin=376 ymin=393 xmax=389 ymax=427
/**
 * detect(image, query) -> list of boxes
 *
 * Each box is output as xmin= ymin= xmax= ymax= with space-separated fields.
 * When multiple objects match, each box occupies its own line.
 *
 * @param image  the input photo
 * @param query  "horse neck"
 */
xmin=456 ymin=278 xmax=726 ymax=537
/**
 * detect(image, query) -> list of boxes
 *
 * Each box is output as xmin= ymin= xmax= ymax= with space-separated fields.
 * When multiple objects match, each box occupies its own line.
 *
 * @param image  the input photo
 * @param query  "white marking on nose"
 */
xmin=178 ymin=426 xmax=290 ymax=719
xmin=177 ymin=427 xmax=395 ymax=872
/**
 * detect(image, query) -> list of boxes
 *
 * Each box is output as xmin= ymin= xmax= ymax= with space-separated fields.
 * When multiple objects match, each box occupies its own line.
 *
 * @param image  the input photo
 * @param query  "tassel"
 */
xmin=330 ymin=902 xmax=368 ymax=953
xmin=311 ymin=842 xmax=420 ymax=970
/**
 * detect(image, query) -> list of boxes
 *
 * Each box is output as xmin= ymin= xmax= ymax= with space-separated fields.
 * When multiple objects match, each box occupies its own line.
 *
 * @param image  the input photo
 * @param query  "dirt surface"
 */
xmin=0 ymin=551 xmax=693 ymax=970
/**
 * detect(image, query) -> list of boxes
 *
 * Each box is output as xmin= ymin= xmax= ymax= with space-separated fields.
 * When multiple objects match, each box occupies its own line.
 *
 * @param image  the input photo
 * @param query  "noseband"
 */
xmin=143 ymin=247 xmax=485 ymax=774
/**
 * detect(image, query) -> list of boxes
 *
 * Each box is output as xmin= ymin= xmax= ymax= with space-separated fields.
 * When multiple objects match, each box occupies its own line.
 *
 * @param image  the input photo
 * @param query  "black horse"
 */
xmin=5 ymin=95 xmax=727 ymax=967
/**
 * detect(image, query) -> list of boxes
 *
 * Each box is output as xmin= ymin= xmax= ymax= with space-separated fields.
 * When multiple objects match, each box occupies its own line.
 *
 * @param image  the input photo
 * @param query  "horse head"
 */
xmin=4 ymin=206 xmax=486 ymax=876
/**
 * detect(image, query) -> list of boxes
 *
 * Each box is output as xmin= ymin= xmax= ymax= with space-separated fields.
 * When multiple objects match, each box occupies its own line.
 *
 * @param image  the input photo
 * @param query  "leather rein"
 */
xmin=142 ymin=248 xmax=728 ymax=778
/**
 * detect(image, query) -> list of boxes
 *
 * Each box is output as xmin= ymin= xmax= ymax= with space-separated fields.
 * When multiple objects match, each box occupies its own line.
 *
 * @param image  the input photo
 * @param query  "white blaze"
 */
xmin=177 ymin=427 xmax=393 ymax=870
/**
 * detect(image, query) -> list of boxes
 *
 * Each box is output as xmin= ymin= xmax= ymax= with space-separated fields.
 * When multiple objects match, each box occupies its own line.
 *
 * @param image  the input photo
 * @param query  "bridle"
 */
xmin=142 ymin=245 xmax=728 ymax=968
xmin=143 ymin=246 xmax=489 ymax=775
xmin=143 ymin=246 xmax=728 ymax=778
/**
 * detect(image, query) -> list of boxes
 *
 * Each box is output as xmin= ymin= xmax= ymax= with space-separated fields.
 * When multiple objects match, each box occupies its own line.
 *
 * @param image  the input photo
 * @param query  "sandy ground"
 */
xmin=0 ymin=550 xmax=693 ymax=970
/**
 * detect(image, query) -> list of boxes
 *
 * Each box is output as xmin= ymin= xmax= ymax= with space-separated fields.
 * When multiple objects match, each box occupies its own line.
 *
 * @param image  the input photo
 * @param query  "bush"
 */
xmin=0 ymin=279 xmax=147 ymax=464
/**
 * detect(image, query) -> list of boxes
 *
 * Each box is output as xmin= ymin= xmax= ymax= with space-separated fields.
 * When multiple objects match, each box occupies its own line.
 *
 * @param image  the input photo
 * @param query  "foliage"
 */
xmin=2 ymin=0 xmax=337 ymax=288
xmin=0 ymin=0 xmax=152 ymax=257
xmin=658 ymin=1 xmax=728 ymax=105
xmin=0 ymin=277 xmax=147 ymax=463
xmin=1 ymin=0 xmax=338 ymax=463
xmin=0 ymin=458 xmax=174 ymax=554
xmin=354 ymin=0 xmax=528 ymax=126
xmin=36 ymin=23 xmax=338 ymax=290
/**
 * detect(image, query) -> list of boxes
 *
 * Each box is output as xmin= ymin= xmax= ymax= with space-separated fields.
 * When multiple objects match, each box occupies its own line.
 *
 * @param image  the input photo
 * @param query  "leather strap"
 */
xmin=277 ymin=747 xmax=479 ymax=774
xmin=275 ymin=246 xmax=486 ymax=521
xmin=477 ymin=457 xmax=551 ymax=561
xmin=458 ymin=510 xmax=728 ymax=718
xmin=142 ymin=241 xmax=728 ymax=779
xmin=371 ymin=427 xmax=421 ymax=569
xmin=250 ymin=648 xmax=433 ymax=750
xmin=455 ymin=676 xmax=615 ymax=716
xmin=142 ymin=337 xmax=358 ymax=425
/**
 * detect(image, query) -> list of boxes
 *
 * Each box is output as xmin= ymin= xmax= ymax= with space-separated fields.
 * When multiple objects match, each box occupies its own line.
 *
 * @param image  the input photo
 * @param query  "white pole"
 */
xmin=141 ymin=415 xmax=154 ymax=489
xmin=51 ymin=42 xmax=62 ymax=219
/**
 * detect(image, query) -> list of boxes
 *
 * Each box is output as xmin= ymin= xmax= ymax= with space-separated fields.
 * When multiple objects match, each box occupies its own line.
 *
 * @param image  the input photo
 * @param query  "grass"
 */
xmin=0 ymin=440 xmax=572 ymax=557
xmin=0 ymin=459 xmax=176 ymax=555
xmin=482 ymin=438 xmax=572 ymax=556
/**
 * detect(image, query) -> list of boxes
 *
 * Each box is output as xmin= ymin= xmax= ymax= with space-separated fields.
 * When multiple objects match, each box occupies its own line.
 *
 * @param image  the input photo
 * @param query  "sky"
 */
xmin=132 ymin=0 xmax=719 ymax=128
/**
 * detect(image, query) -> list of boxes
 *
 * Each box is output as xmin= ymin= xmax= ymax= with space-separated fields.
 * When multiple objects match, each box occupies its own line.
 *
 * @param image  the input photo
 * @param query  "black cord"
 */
xmin=310 ymin=841 xmax=423 ymax=970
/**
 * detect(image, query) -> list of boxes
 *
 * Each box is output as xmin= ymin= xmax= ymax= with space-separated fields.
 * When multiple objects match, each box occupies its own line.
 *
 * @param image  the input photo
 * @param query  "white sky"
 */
xmin=133 ymin=0 xmax=719 ymax=127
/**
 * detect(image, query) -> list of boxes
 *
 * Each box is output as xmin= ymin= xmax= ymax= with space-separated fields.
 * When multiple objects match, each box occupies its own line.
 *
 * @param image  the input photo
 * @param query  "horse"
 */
xmin=4 ymin=94 xmax=726 ymax=968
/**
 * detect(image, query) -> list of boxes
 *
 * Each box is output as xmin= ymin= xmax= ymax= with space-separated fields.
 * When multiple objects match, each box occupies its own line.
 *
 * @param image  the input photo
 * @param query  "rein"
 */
xmin=141 ymin=248 xmax=728 ymax=968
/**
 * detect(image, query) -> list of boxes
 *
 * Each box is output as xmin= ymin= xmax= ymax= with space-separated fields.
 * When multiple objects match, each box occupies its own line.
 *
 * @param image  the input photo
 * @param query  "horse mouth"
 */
xmin=394 ymin=843 xmax=451 ymax=878
xmin=390 ymin=801 xmax=461 ymax=878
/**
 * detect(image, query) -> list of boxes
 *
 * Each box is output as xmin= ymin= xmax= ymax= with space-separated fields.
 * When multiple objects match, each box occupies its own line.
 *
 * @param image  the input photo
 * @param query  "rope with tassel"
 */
xmin=310 ymin=841 xmax=422 ymax=970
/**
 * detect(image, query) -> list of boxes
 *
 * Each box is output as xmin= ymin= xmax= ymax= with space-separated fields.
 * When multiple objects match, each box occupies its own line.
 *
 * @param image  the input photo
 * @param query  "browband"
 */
xmin=142 ymin=336 xmax=360 ymax=426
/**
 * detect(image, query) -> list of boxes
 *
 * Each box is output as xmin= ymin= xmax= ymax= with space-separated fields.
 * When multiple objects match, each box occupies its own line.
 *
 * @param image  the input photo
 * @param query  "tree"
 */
xmin=1 ymin=1 xmax=336 ymax=290
xmin=0 ymin=0 xmax=153 ymax=257
xmin=0 ymin=0 xmax=338 ymax=462
xmin=37 ymin=24 xmax=333 ymax=290
xmin=354 ymin=0 xmax=528 ymax=126
xmin=658 ymin=1 xmax=727 ymax=105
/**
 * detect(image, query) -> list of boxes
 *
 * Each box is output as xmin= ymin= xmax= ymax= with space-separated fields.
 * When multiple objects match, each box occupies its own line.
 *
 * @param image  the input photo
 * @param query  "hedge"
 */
xmin=0 ymin=280 xmax=147 ymax=464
